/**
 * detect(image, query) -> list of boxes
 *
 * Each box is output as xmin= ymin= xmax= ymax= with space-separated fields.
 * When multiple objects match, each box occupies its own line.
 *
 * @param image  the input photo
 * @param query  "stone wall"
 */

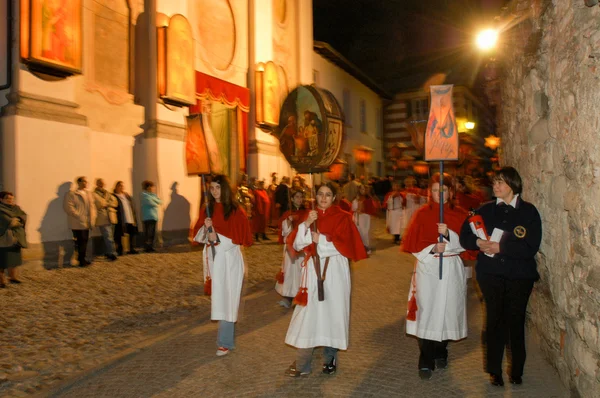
xmin=497 ymin=1 xmax=600 ymax=396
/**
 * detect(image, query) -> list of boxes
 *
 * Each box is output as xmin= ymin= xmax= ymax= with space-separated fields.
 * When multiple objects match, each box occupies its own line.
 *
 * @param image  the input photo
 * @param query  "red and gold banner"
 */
xmin=424 ymin=85 xmax=459 ymax=161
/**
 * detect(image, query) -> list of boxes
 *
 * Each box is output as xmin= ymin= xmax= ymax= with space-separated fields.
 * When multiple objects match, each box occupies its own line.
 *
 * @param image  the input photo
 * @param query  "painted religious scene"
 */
xmin=276 ymin=85 xmax=344 ymax=173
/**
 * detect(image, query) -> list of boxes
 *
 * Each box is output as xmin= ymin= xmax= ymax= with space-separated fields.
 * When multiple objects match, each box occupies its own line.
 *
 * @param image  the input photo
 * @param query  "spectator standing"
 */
xmin=140 ymin=180 xmax=162 ymax=252
xmin=113 ymin=181 xmax=138 ymax=255
xmin=0 ymin=192 xmax=27 ymax=287
xmin=63 ymin=177 xmax=96 ymax=266
xmin=93 ymin=179 xmax=118 ymax=261
xmin=342 ymin=173 xmax=361 ymax=203
xmin=275 ymin=176 xmax=291 ymax=218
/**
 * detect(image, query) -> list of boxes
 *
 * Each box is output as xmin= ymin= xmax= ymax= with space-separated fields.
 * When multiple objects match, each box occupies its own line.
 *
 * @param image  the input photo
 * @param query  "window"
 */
xmin=413 ymin=98 xmax=429 ymax=120
xmin=343 ymin=89 xmax=352 ymax=125
xmin=313 ymin=69 xmax=319 ymax=85
xmin=376 ymin=107 xmax=382 ymax=139
xmin=360 ymin=99 xmax=366 ymax=132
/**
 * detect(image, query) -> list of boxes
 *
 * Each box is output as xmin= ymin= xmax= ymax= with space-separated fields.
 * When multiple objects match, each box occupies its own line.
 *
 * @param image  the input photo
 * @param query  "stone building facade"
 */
xmin=493 ymin=1 xmax=600 ymax=396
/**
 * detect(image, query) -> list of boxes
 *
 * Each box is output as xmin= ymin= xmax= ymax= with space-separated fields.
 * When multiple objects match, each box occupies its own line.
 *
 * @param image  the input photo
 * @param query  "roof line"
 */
xmin=313 ymin=41 xmax=392 ymax=100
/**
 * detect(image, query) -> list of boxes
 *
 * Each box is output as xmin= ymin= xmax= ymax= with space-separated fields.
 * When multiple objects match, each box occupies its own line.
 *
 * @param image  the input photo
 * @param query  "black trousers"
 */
xmin=477 ymin=274 xmax=534 ymax=377
xmin=72 ymin=229 xmax=90 ymax=263
xmin=418 ymin=338 xmax=448 ymax=370
xmin=143 ymin=220 xmax=157 ymax=250
xmin=114 ymin=223 xmax=137 ymax=255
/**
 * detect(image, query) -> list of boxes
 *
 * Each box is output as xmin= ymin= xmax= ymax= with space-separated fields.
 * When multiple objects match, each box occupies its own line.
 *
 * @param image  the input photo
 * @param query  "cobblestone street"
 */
xmin=2 ymin=218 xmax=567 ymax=397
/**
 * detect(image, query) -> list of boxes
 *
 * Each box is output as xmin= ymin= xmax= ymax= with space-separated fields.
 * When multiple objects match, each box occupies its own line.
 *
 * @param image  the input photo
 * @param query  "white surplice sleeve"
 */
xmin=294 ymin=223 xmax=312 ymax=251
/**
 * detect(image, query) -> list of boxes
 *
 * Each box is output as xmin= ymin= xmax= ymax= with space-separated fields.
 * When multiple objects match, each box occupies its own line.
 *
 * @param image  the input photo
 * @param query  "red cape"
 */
xmin=194 ymin=203 xmax=253 ymax=247
xmin=356 ymin=197 xmax=379 ymax=216
xmin=455 ymin=192 xmax=482 ymax=212
xmin=278 ymin=207 xmax=309 ymax=247
xmin=402 ymin=202 xmax=468 ymax=253
xmin=290 ymin=205 xmax=368 ymax=262
xmin=252 ymin=189 xmax=271 ymax=233
xmin=383 ymin=191 xmax=406 ymax=209
xmin=338 ymin=199 xmax=352 ymax=212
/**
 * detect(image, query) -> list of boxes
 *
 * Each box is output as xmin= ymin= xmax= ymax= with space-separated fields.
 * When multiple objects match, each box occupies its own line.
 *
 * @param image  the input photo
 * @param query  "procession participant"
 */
xmin=194 ymin=174 xmax=252 ymax=357
xmin=459 ymin=167 xmax=542 ymax=387
xmin=236 ymin=174 xmax=253 ymax=218
xmin=337 ymin=191 xmax=352 ymax=213
xmin=251 ymin=179 xmax=271 ymax=242
xmin=275 ymin=189 xmax=308 ymax=308
xmin=404 ymin=176 xmax=422 ymax=227
xmin=402 ymin=172 xmax=469 ymax=381
xmin=285 ymin=182 xmax=367 ymax=377
xmin=384 ymin=181 xmax=406 ymax=244
xmin=268 ymin=173 xmax=279 ymax=231
xmin=351 ymin=184 xmax=379 ymax=255
xmin=455 ymin=176 xmax=482 ymax=211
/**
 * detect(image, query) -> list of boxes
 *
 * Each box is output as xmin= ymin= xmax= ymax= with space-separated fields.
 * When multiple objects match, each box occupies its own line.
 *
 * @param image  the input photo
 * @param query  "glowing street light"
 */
xmin=476 ymin=29 xmax=499 ymax=51
xmin=465 ymin=121 xmax=475 ymax=130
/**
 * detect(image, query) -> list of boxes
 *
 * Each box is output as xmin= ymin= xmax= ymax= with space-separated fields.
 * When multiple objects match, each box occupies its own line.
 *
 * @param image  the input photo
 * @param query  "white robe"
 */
xmin=404 ymin=193 xmax=421 ymax=232
xmin=285 ymin=223 xmax=351 ymax=350
xmin=386 ymin=195 xmax=404 ymax=235
xmin=275 ymin=219 xmax=304 ymax=297
xmin=406 ymin=230 xmax=468 ymax=341
xmin=352 ymin=199 xmax=371 ymax=248
xmin=194 ymin=226 xmax=245 ymax=323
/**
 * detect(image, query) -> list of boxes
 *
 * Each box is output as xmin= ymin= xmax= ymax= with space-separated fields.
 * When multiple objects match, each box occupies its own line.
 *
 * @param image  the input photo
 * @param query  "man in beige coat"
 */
xmin=93 ymin=179 xmax=118 ymax=261
xmin=63 ymin=177 xmax=97 ymax=266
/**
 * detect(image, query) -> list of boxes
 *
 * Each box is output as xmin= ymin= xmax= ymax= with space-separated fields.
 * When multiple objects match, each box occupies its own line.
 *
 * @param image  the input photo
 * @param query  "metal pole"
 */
xmin=439 ymin=161 xmax=444 ymax=280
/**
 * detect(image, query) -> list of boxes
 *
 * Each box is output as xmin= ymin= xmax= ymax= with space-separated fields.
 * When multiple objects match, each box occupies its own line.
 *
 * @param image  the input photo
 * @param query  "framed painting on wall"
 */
xmin=20 ymin=0 xmax=83 ymax=75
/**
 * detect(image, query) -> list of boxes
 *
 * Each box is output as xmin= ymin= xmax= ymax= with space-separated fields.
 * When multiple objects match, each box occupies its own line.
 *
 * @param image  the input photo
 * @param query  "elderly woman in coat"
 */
xmin=0 ymin=191 xmax=28 ymax=287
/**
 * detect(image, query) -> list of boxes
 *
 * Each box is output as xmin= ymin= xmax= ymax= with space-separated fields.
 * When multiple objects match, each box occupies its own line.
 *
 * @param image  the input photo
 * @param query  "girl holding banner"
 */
xmin=402 ymin=173 xmax=469 ymax=380
xmin=194 ymin=175 xmax=253 ymax=357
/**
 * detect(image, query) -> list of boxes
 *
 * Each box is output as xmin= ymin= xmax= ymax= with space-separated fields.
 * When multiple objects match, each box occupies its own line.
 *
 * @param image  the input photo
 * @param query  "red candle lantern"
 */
xmin=413 ymin=160 xmax=429 ymax=176
xmin=353 ymin=145 xmax=374 ymax=165
xmin=325 ymin=158 xmax=347 ymax=181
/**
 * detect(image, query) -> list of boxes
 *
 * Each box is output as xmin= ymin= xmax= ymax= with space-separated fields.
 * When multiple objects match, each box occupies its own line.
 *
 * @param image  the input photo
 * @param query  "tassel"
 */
xmin=293 ymin=287 xmax=308 ymax=306
xmin=276 ymin=270 xmax=285 ymax=284
xmin=407 ymin=291 xmax=417 ymax=321
xmin=204 ymin=276 xmax=212 ymax=296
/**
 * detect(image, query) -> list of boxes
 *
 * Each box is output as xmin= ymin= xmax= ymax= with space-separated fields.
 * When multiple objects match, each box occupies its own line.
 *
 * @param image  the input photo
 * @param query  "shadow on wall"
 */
xmin=162 ymin=182 xmax=191 ymax=245
xmin=38 ymin=182 xmax=76 ymax=269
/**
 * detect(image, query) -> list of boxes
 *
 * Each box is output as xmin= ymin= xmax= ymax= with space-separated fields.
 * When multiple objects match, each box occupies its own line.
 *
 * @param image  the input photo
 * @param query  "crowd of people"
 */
xmin=197 ymin=167 xmax=541 ymax=386
xmin=0 ymin=167 xmax=543 ymax=388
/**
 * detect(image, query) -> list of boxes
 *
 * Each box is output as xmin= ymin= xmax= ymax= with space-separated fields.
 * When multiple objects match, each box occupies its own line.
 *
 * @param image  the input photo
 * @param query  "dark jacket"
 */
xmin=274 ymin=184 xmax=290 ymax=214
xmin=459 ymin=197 xmax=542 ymax=281
xmin=113 ymin=193 xmax=138 ymax=230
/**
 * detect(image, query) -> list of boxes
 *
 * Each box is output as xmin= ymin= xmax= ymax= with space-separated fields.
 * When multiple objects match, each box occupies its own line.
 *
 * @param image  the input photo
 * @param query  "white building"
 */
xmin=0 ymin=0 xmax=385 ymax=265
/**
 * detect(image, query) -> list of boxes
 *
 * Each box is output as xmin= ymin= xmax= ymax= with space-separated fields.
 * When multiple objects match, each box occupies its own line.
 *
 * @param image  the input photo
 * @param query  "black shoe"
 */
xmin=145 ymin=247 xmax=156 ymax=253
xmin=262 ymin=234 xmax=270 ymax=241
xmin=434 ymin=358 xmax=448 ymax=369
xmin=0 ymin=282 xmax=6 ymax=289
xmin=322 ymin=358 xmax=336 ymax=375
xmin=107 ymin=254 xmax=118 ymax=261
xmin=490 ymin=373 xmax=504 ymax=386
xmin=128 ymin=249 xmax=138 ymax=255
xmin=509 ymin=376 xmax=522 ymax=385
xmin=79 ymin=261 xmax=90 ymax=267
xmin=419 ymin=368 xmax=433 ymax=380
xmin=254 ymin=234 xmax=260 ymax=242
xmin=8 ymin=279 xmax=22 ymax=284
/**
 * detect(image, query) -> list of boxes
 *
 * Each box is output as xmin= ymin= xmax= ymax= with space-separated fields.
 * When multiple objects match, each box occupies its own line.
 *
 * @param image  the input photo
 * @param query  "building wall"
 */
xmin=496 ymin=2 xmax=600 ymax=397
xmin=312 ymin=53 xmax=384 ymax=177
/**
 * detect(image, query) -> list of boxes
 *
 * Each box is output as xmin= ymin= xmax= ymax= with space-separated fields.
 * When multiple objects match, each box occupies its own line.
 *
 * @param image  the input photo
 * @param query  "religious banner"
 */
xmin=424 ymin=85 xmax=459 ymax=161
xmin=275 ymin=85 xmax=344 ymax=173
xmin=20 ymin=0 xmax=83 ymax=75
xmin=185 ymin=113 xmax=224 ymax=176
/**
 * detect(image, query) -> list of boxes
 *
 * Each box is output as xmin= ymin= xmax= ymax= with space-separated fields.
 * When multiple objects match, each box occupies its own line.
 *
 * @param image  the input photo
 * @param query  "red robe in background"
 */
xmin=252 ymin=189 xmax=271 ymax=234
xmin=357 ymin=196 xmax=379 ymax=216
xmin=455 ymin=192 xmax=482 ymax=212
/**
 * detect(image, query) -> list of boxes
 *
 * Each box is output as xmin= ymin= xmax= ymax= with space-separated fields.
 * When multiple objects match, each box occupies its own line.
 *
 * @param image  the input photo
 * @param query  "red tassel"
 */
xmin=276 ymin=270 xmax=285 ymax=284
xmin=293 ymin=287 xmax=308 ymax=306
xmin=204 ymin=276 xmax=212 ymax=296
xmin=407 ymin=291 xmax=418 ymax=321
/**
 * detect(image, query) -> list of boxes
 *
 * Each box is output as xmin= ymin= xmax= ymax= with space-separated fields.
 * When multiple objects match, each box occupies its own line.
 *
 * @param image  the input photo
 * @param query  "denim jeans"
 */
xmin=217 ymin=320 xmax=235 ymax=349
xmin=98 ymin=225 xmax=116 ymax=256
xmin=143 ymin=220 xmax=157 ymax=250
xmin=296 ymin=346 xmax=338 ymax=373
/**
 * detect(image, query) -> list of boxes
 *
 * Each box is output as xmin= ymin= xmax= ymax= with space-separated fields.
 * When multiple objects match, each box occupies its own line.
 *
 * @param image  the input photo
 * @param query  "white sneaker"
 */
xmin=278 ymin=299 xmax=291 ymax=308
xmin=216 ymin=347 xmax=230 ymax=356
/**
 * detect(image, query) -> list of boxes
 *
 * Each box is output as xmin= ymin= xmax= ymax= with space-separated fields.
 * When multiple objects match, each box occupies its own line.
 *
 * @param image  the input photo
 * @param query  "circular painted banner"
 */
xmin=276 ymin=85 xmax=344 ymax=173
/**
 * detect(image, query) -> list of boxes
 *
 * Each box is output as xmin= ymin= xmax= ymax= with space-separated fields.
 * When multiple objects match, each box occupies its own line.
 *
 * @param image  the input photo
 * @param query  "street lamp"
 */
xmin=465 ymin=121 xmax=475 ymax=131
xmin=476 ymin=28 xmax=499 ymax=51
xmin=484 ymin=135 xmax=501 ymax=151
xmin=325 ymin=158 xmax=347 ymax=181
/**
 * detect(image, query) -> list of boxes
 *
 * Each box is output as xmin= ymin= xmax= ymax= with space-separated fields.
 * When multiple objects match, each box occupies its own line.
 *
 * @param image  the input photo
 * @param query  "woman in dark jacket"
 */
xmin=0 ymin=191 xmax=28 ymax=287
xmin=459 ymin=167 xmax=542 ymax=387
xmin=113 ymin=181 xmax=139 ymax=255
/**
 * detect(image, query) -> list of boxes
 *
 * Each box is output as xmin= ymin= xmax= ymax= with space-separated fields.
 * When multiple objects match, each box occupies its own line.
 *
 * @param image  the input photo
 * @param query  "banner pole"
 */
xmin=439 ymin=161 xmax=444 ymax=280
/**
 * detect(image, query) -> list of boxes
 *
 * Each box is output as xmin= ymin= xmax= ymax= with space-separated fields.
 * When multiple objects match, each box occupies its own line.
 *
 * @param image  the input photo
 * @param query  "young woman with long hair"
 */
xmin=351 ymin=184 xmax=379 ymax=255
xmin=194 ymin=174 xmax=252 ymax=357
xmin=284 ymin=182 xmax=367 ymax=377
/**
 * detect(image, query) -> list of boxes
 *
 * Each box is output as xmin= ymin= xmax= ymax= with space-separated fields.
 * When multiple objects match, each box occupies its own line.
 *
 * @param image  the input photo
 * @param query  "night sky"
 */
xmin=313 ymin=0 xmax=507 ymax=92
